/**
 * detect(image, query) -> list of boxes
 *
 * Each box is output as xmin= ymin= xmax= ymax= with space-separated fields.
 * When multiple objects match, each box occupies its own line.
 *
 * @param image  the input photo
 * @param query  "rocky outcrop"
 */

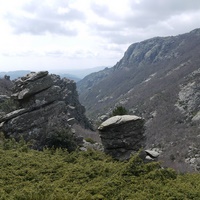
xmin=98 ymin=115 xmax=145 ymax=160
xmin=175 ymin=69 xmax=200 ymax=123
xmin=0 ymin=71 xmax=91 ymax=150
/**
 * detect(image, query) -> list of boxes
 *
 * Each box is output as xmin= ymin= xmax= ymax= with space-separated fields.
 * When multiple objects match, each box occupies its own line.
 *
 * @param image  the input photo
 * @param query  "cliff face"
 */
xmin=77 ymin=28 xmax=200 ymax=169
xmin=0 ymin=71 xmax=91 ymax=150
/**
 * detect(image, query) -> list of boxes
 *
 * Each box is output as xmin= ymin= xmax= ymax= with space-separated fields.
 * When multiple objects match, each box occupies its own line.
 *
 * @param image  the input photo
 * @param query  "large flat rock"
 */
xmin=98 ymin=115 xmax=142 ymax=131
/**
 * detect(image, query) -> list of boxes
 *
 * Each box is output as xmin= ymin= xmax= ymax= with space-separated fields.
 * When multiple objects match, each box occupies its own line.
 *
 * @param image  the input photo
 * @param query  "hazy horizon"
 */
xmin=0 ymin=66 xmax=111 ymax=79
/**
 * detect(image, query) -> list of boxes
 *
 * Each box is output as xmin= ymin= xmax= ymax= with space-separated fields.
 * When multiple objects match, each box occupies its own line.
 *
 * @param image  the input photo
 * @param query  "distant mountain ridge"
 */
xmin=0 ymin=70 xmax=81 ymax=82
xmin=0 ymin=66 xmax=109 ymax=82
xmin=77 ymin=28 xmax=200 ymax=168
xmin=0 ymin=70 xmax=31 ymax=80
xmin=51 ymin=66 xmax=110 ymax=79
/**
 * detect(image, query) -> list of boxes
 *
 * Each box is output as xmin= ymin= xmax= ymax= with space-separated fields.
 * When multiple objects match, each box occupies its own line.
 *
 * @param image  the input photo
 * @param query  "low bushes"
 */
xmin=1 ymin=138 xmax=200 ymax=199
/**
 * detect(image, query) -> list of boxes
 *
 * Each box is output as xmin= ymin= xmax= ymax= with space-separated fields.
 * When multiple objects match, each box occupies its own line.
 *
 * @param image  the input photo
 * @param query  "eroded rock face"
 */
xmin=0 ymin=71 xmax=91 ymax=150
xmin=98 ymin=115 xmax=145 ymax=160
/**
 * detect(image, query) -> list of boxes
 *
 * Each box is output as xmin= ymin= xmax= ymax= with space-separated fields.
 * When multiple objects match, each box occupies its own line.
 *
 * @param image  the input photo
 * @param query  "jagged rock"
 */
xmin=98 ymin=115 xmax=108 ymax=122
xmin=98 ymin=115 xmax=145 ymax=160
xmin=145 ymin=155 xmax=154 ymax=161
xmin=0 ymin=108 xmax=28 ymax=123
xmin=0 ymin=71 xmax=91 ymax=150
xmin=145 ymin=149 xmax=160 ymax=158
xmin=67 ymin=118 xmax=76 ymax=126
xmin=12 ymin=74 xmax=54 ymax=100
xmin=192 ymin=111 xmax=200 ymax=122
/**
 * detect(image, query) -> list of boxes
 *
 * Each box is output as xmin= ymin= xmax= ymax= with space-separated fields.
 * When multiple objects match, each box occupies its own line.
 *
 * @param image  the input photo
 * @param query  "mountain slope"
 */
xmin=77 ymin=28 xmax=200 ymax=167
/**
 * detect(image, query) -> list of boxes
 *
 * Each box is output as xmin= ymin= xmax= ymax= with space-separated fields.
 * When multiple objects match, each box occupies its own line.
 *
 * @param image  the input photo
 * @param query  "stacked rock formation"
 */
xmin=0 ymin=71 xmax=90 ymax=150
xmin=98 ymin=115 xmax=146 ymax=160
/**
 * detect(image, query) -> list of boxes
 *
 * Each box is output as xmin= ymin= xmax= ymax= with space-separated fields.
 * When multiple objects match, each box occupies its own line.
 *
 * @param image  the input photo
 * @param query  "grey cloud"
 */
xmin=6 ymin=0 xmax=85 ymax=35
xmin=91 ymin=26 xmax=137 ymax=44
xmin=90 ymin=21 xmax=143 ymax=44
xmin=90 ymin=2 xmax=120 ymax=20
xmin=138 ymin=0 xmax=200 ymax=14
xmin=7 ymin=14 xmax=77 ymax=35
xmin=103 ymin=45 xmax=124 ymax=53
xmin=90 ymin=3 xmax=109 ymax=16
xmin=127 ymin=0 xmax=200 ymax=28
xmin=90 ymin=0 xmax=200 ymax=45
xmin=24 ymin=0 xmax=85 ymax=21
xmin=106 ymin=32 xmax=142 ymax=44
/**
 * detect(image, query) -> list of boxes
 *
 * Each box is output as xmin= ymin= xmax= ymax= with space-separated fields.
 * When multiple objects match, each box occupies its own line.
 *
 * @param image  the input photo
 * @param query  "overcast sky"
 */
xmin=0 ymin=0 xmax=200 ymax=72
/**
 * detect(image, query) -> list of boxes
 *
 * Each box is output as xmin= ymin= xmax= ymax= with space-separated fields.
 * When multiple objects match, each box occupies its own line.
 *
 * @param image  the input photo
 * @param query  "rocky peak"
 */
xmin=0 ymin=71 xmax=91 ymax=150
xmin=114 ymin=35 xmax=181 ymax=70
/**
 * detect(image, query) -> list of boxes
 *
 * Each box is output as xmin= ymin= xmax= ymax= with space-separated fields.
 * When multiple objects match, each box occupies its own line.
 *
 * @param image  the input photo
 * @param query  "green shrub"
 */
xmin=1 ymin=139 xmax=200 ymax=199
xmin=45 ymin=128 xmax=77 ymax=152
xmin=85 ymin=137 xmax=96 ymax=144
xmin=0 ymin=99 xmax=18 ymax=113
xmin=111 ymin=106 xmax=128 ymax=116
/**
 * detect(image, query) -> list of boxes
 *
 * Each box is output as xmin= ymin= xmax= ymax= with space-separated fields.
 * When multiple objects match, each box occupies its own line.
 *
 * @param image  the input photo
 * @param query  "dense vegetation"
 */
xmin=0 ymin=98 xmax=18 ymax=114
xmin=111 ymin=106 xmax=128 ymax=116
xmin=1 ymin=135 xmax=200 ymax=200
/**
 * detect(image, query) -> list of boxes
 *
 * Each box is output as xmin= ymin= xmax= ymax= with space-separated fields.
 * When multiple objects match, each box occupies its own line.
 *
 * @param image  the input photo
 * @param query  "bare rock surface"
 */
xmin=98 ymin=115 xmax=145 ymax=160
xmin=98 ymin=115 xmax=142 ymax=131
xmin=0 ymin=71 xmax=91 ymax=150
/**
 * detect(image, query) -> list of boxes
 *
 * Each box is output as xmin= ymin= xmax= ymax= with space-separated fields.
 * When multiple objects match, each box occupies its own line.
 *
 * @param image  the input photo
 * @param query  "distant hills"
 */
xmin=77 ymin=28 xmax=200 ymax=167
xmin=50 ymin=66 xmax=110 ymax=79
xmin=0 ymin=66 xmax=109 ymax=82
xmin=0 ymin=70 xmax=31 ymax=80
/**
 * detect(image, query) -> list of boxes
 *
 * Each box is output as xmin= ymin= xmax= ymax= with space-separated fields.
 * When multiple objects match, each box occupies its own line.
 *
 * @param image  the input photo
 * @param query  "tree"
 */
xmin=111 ymin=106 xmax=128 ymax=116
xmin=45 ymin=128 xmax=77 ymax=152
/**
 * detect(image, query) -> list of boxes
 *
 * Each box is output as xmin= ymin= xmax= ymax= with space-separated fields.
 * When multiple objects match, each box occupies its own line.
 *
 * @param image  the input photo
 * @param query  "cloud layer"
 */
xmin=1 ymin=0 xmax=200 ymax=71
xmin=6 ymin=0 xmax=85 ymax=35
xmin=89 ymin=0 xmax=200 ymax=44
xmin=5 ymin=0 xmax=200 ymax=42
